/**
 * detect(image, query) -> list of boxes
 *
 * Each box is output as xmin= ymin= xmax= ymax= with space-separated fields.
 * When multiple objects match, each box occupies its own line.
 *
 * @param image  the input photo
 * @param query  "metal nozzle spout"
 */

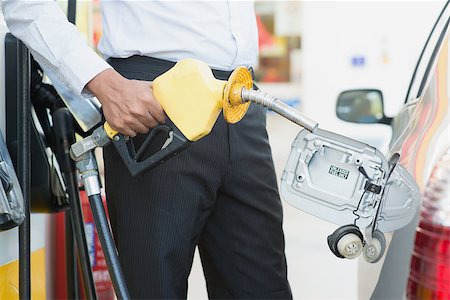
xmin=241 ymin=88 xmax=318 ymax=132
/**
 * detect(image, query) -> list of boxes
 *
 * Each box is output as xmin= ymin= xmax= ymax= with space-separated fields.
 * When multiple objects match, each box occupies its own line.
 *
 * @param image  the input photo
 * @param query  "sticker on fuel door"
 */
xmin=328 ymin=165 xmax=349 ymax=179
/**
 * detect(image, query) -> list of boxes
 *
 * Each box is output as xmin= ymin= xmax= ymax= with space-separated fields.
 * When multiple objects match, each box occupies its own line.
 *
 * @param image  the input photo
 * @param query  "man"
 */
xmin=2 ymin=1 xmax=292 ymax=298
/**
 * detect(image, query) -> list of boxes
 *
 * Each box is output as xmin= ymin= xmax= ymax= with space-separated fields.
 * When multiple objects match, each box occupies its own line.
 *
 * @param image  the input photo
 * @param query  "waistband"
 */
xmin=107 ymin=55 xmax=254 ymax=81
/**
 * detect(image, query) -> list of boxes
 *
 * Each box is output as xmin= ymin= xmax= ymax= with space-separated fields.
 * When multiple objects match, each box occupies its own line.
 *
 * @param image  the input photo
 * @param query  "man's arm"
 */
xmin=1 ymin=1 xmax=164 ymax=136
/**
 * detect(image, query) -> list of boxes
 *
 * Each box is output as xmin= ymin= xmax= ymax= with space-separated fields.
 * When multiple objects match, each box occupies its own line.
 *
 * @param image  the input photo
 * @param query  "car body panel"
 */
xmin=389 ymin=37 xmax=450 ymax=190
xmin=377 ymin=163 xmax=421 ymax=232
xmin=359 ymin=7 xmax=450 ymax=299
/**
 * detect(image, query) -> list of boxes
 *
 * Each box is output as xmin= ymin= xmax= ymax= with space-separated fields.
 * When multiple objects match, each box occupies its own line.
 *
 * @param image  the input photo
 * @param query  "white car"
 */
xmin=335 ymin=2 xmax=450 ymax=298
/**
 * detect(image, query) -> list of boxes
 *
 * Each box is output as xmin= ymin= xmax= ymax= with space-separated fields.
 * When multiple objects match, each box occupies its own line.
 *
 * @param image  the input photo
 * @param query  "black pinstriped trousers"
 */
xmin=103 ymin=57 xmax=292 ymax=299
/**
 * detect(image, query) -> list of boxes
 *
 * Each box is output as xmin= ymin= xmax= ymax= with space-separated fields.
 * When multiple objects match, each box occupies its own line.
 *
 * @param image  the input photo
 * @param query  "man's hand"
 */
xmin=86 ymin=68 xmax=165 ymax=137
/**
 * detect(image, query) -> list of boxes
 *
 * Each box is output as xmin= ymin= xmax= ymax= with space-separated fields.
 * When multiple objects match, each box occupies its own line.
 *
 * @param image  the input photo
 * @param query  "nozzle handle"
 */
xmin=112 ymin=124 xmax=190 ymax=176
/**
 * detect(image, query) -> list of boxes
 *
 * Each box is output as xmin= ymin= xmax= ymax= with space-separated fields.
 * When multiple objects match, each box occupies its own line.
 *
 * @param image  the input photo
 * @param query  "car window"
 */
xmin=405 ymin=1 xmax=450 ymax=102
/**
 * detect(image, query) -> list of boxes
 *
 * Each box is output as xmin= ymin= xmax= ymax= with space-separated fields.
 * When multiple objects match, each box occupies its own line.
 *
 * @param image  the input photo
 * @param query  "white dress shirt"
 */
xmin=1 ymin=1 xmax=258 ymax=97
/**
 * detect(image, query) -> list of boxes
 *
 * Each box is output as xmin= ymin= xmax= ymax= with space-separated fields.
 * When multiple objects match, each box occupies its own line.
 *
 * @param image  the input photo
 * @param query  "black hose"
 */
xmin=52 ymin=108 xmax=79 ymax=298
xmin=88 ymin=193 xmax=130 ymax=300
xmin=65 ymin=170 xmax=98 ymax=299
xmin=53 ymin=108 xmax=98 ymax=299
xmin=65 ymin=210 xmax=79 ymax=299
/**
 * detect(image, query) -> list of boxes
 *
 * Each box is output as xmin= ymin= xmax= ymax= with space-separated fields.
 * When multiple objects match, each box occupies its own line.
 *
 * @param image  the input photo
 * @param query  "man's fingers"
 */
xmin=142 ymin=82 xmax=165 ymax=123
xmin=123 ymin=129 xmax=138 ymax=138
xmin=139 ymin=113 xmax=158 ymax=129
xmin=150 ymin=104 xmax=166 ymax=123
xmin=98 ymin=78 xmax=166 ymax=136
xmin=107 ymin=120 xmax=136 ymax=137
xmin=143 ymin=98 xmax=165 ymax=124
xmin=112 ymin=122 xmax=137 ymax=137
xmin=132 ymin=120 xmax=150 ymax=135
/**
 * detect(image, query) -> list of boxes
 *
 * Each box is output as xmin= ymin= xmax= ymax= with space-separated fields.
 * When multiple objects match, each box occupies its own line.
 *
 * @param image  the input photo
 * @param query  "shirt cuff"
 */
xmin=60 ymin=45 xmax=112 ymax=97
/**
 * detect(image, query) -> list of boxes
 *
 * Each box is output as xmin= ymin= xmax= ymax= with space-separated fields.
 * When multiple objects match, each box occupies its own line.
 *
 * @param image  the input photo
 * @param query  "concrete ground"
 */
xmin=187 ymin=113 xmax=358 ymax=300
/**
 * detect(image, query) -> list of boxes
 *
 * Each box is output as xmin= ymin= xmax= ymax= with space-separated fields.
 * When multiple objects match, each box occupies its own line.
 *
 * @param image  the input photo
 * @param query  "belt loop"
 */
xmin=248 ymin=66 xmax=255 ymax=80
xmin=248 ymin=67 xmax=258 ymax=90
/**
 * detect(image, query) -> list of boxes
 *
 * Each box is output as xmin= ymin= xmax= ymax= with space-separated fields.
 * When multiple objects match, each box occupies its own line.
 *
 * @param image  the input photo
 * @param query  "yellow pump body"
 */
xmin=153 ymin=59 xmax=227 ymax=141
xmin=153 ymin=58 xmax=253 ymax=141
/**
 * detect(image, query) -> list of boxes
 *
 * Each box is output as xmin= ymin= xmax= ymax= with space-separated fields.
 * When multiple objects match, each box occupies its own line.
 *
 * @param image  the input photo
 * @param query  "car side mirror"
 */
xmin=336 ymin=89 xmax=392 ymax=125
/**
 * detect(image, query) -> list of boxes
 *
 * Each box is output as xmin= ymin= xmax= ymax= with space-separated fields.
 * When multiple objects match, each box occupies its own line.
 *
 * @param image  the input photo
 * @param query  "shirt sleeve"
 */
xmin=1 ymin=0 xmax=111 ymax=96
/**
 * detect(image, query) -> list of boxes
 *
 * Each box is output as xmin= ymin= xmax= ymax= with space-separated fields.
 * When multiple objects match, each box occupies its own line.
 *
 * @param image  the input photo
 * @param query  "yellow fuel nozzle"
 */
xmin=152 ymin=59 xmax=253 ymax=142
xmin=152 ymin=58 xmax=318 ymax=142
